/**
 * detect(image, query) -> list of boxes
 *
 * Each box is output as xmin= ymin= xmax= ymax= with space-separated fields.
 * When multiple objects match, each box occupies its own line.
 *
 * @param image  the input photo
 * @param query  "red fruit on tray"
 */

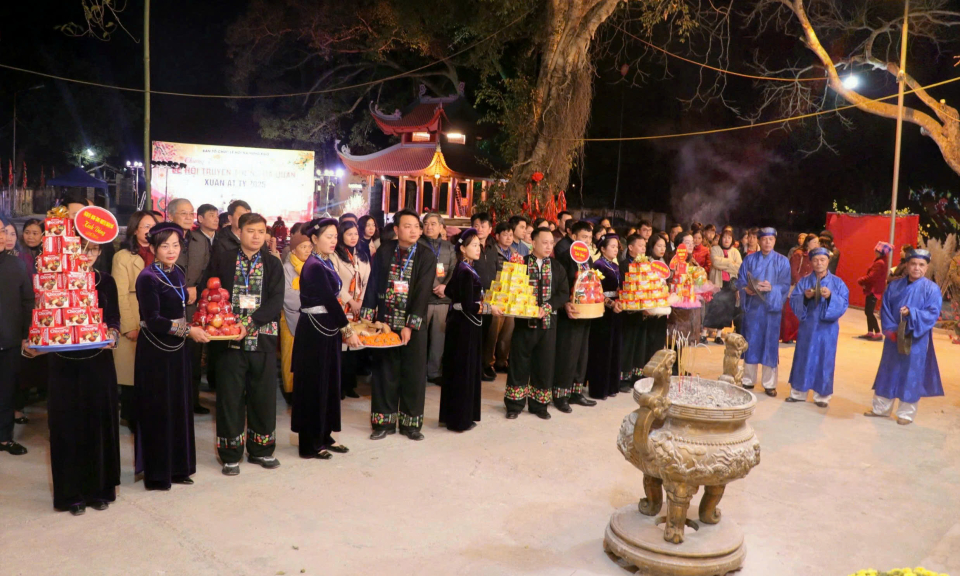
xmin=192 ymin=312 xmax=206 ymax=326
xmin=209 ymin=314 xmax=224 ymax=329
xmin=226 ymin=325 xmax=240 ymax=336
xmin=206 ymin=302 xmax=221 ymax=315
xmin=208 ymin=292 xmax=222 ymax=302
xmin=201 ymin=288 xmax=210 ymax=300
xmin=223 ymin=313 xmax=236 ymax=326
xmin=219 ymin=288 xmax=230 ymax=300
xmin=207 ymin=277 xmax=221 ymax=291
xmin=204 ymin=325 xmax=221 ymax=336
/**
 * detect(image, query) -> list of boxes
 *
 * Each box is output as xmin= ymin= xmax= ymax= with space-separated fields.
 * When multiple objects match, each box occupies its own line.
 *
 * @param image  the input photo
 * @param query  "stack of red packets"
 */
xmin=27 ymin=216 xmax=109 ymax=347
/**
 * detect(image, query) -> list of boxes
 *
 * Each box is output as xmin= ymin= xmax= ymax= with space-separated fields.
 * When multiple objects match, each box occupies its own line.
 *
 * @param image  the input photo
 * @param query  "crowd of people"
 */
xmin=0 ymin=200 xmax=946 ymax=516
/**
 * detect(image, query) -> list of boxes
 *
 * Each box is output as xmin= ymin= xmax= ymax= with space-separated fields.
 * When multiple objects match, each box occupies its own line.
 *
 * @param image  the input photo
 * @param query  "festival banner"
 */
xmin=151 ymin=141 xmax=316 ymax=223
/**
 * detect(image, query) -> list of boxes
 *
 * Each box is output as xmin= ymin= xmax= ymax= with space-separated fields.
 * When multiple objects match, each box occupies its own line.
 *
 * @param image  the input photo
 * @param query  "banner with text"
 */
xmin=151 ymin=141 xmax=315 ymax=224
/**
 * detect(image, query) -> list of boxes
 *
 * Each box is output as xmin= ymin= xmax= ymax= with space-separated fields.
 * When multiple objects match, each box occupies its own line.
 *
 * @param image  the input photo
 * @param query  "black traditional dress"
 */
xmin=134 ymin=263 xmax=196 ymax=490
xmin=47 ymin=270 xmax=121 ymax=510
xmin=586 ymin=257 xmax=623 ymax=399
xmin=291 ymin=253 xmax=349 ymax=455
xmin=641 ymin=258 xmax=670 ymax=366
xmin=439 ymin=261 xmax=488 ymax=431
xmin=618 ymin=257 xmax=647 ymax=387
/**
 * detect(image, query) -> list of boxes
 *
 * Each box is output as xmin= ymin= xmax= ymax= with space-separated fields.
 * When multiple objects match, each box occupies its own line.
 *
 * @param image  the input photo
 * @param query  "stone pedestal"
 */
xmin=604 ymin=505 xmax=745 ymax=576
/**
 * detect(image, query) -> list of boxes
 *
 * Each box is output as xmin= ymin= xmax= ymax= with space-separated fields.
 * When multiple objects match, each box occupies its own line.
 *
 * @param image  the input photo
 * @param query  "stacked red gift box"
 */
xmin=27 ymin=218 xmax=108 ymax=347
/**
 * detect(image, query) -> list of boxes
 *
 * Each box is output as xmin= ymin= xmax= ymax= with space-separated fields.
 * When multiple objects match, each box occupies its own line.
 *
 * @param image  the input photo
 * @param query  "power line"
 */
xmin=0 ymin=14 xmax=526 ymax=100
xmin=578 ymin=75 xmax=960 ymax=142
xmin=617 ymin=25 xmax=823 ymax=83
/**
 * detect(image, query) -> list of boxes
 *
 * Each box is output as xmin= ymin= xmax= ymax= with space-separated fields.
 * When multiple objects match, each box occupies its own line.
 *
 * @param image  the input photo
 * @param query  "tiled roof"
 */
xmin=372 ymin=103 xmax=446 ymax=134
xmin=338 ymin=142 xmax=496 ymax=179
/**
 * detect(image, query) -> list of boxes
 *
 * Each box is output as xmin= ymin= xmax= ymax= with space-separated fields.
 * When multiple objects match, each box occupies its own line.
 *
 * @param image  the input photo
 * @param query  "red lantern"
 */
xmin=531 ymin=171 xmax=544 ymax=183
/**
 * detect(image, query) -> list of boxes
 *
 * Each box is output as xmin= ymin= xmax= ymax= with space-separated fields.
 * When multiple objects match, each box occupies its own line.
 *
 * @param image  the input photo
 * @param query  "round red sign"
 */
xmin=569 ymin=241 xmax=591 ymax=264
xmin=74 ymin=206 xmax=120 ymax=244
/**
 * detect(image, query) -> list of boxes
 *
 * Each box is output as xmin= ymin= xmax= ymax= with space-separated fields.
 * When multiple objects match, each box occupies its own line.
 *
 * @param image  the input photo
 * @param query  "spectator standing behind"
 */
xmin=168 ymin=198 xmax=212 ymax=415
xmin=357 ymin=215 xmax=380 ymax=259
xmin=196 ymin=204 xmax=220 ymax=246
xmin=857 ymin=242 xmax=893 ymax=341
xmin=819 ymin=230 xmax=841 ymax=274
xmin=483 ymin=222 xmax=517 ymax=380
xmin=705 ymin=227 xmax=743 ymax=340
xmin=272 ymin=218 xmax=288 ymax=252
xmin=211 ymin=200 xmax=254 ymax=263
xmin=112 ymin=211 xmax=158 ymax=431
xmin=781 ymin=233 xmax=818 ymax=345
xmin=0 ymin=234 xmax=33 ymax=456
xmin=509 ymin=215 xmax=530 ymax=257
xmin=14 ymin=218 xmax=46 ymax=422
xmin=421 ymin=213 xmax=457 ymax=385
xmin=332 ymin=220 xmax=371 ymax=398
xmin=280 ymin=229 xmax=313 ymax=403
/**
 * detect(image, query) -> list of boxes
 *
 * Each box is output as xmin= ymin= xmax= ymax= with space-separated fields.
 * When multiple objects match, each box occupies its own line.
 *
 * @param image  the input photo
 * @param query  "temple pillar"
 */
xmin=417 ymin=176 xmax=424 ymax=212
xmin=398 ymin=176 xmax=407 ymax=212
xmin=449 ymin=177 xmax=458 ymax=217
xmin=381 ymin=178 xmax=391 ymax=213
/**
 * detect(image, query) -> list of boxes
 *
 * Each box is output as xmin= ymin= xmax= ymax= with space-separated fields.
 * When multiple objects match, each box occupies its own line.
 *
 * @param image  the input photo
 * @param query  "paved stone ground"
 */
xmin=2 ymin=309 xmax=958 ymax=576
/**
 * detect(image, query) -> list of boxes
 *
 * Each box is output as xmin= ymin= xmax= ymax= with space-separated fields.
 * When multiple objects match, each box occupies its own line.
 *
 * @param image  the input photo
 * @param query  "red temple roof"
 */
xmin=337 ymin=141 xmax=495 ymax=180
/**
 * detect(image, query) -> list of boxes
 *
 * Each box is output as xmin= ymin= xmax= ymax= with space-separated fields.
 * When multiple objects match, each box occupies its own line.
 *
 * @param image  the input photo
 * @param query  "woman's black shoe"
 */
xmin=69 ymin=504 xmax=86 ymax=516
xmin=144 ymin=480 xmax=171 ymax=491
xmin=327 ymin=444 xmax=349 ymax=454
xmin=0 ymin=441 xmax=28 ymax=455
xmin=714 ymin=337 xmax=724 ymax=345
xmin=172 ymin=476 xmax=194 ymax=485
xmin=89 ymin=501 xmax=109 ymax=511
xmin=344 ymin=390 xmax=360 ymax=398
xmin=301 ymin=450 xmax=332 ymax=460
xmin=14 ymin=416 xmax=28 ymax=425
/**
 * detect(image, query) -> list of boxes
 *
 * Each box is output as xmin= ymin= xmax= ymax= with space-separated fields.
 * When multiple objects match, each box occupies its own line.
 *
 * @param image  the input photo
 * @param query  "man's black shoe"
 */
xmin=505 ymin=411 xmax=520 ymax=420
xmin=554 ymin=400 xmax=573 ymax=413
xmin=533 ymin=410 xmax=551 ymax=420
xmin=400 ymin=429 xmax=424 ymax=441
xmin=0 ymin=441 xmax=27 ymax=455
xmin=570 ymin=394 xmax=597 ymax=407
xmin=369 ymin=428 xmax=396 ymax=440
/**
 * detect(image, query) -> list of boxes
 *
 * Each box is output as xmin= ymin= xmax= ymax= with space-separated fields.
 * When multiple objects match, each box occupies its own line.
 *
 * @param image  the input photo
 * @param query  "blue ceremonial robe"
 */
xmin=871 ymin=276 xmax=943 ymax=403
xmin=736 ymin=250 xmax=791 ymax=367
xmin=787 ymin=272 xmax=849 ymax=396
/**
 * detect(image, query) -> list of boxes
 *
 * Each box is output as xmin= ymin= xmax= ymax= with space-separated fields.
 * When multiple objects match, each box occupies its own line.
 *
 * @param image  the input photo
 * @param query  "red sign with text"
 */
xmin=74 ymin=206 xmax=119 ymax=245
xmin=569 ymin=241 xmax=591 ymax=264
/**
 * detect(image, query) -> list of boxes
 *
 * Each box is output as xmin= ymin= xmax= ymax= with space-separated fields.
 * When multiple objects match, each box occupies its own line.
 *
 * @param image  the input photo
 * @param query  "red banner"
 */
xmin=824 ymin=212 xmax=919 ymax=308
xmin=74 ymin=206 xmax=120 ymax=244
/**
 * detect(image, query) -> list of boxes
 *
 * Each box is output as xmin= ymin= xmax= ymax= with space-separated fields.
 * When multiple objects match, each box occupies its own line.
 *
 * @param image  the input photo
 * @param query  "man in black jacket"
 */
xmin=169 ymin=197 xmax=213 ymax=414
xmin=0 ymin=247 xmax=34 ymax=456
xmin=361 ymin=209 xmax=437 ymax=441
xmin=553 ymin=220 xmax=598 ymax=412
xmin=421 ymin=213 xmax=457 ymax=385
xmin=505 ymin=228 xmax=569 ymax=420
xmin=204 ymin=213 xmax=284 ymax=476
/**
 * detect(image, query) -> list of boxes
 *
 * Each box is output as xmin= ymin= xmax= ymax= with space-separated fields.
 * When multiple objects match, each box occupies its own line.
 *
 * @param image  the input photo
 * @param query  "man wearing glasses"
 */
xmin=168 ymin=197 xmax=213 ymax=415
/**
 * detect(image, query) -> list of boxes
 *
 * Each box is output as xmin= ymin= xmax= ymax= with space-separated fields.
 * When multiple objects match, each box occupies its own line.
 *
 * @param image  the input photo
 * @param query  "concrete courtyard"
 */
xmin=2 ymin=308 xmax=958 ymax=576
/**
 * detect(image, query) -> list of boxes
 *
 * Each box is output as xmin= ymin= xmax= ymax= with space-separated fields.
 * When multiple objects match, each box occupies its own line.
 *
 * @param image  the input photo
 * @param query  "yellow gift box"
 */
xmin=524 ymin=305 xmax=540 ymax=317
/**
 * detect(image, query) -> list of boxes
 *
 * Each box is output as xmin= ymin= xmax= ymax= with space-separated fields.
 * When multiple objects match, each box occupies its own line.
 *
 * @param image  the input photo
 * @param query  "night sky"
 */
xmin=1 ymin=1 xmax=957 ymax=230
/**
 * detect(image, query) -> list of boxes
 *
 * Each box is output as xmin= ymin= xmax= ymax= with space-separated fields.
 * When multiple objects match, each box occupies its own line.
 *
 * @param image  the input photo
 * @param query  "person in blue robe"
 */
xmin=735 ymin=227 xmax=791 ymax=397
xmin=865 ymin=249 xmax=943 ymax=425
xmin=784 ymin=247 xmax=849 ymax=407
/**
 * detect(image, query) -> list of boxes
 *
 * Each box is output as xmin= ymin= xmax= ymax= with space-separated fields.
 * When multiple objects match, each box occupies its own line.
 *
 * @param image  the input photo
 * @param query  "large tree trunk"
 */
xmin=507 ymin=0 xmax=621 ymax=196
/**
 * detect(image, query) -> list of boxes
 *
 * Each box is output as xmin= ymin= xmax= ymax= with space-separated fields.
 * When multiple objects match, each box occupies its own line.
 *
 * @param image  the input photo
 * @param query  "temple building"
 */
xmin=337 ymin=84 xmax=499 ymax=220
